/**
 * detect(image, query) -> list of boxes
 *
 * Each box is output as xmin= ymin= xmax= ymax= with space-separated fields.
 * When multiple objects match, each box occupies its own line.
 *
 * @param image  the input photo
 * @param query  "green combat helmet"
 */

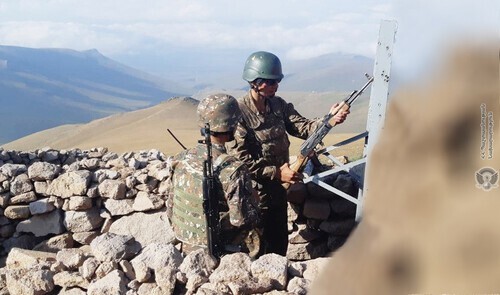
xmin=197 ymin=93 xmax=241 ymax=132
xmin=242 ymin=51 xmax=284 ymax=82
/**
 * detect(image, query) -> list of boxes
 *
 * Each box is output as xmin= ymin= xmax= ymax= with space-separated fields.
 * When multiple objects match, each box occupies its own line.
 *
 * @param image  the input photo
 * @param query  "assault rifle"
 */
xmin=283 ymin=74 xmax=374 ymax=189
xmin=199 ymin=124 xmax=222 ymax=258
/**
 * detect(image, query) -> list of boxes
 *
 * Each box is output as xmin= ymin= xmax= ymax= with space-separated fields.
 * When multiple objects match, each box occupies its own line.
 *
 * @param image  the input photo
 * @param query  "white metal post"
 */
xmin=356 ymin=20 xmax=398 ymax=220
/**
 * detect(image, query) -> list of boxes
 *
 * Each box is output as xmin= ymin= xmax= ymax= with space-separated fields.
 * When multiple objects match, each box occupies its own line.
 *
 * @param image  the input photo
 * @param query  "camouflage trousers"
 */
xmin=254 ymin=179 xmax=288 ymax=256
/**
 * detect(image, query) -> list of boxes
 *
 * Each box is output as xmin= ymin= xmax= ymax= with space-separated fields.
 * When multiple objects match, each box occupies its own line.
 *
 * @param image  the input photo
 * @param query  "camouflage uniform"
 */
xmin=228 ymin=93 xmax=321 ymax=255
xmin=167 ymin=142 xmax=260 ymax=255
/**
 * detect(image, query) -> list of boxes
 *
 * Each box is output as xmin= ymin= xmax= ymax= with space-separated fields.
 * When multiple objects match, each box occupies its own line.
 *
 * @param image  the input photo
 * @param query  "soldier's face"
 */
xmin=254 ymin=78 xmax=279 ymax=97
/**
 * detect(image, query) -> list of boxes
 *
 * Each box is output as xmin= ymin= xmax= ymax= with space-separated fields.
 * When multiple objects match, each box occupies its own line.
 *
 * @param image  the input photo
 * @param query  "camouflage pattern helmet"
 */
xmin=242 ymin=51 xmax=284 ymax=82
xmin=197 ymin=93 xmax=241 ymax=132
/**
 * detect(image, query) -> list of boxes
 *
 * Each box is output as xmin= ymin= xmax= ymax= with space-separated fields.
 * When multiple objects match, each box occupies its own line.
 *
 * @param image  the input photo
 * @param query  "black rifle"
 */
xmin=199 ymin=124 xmax=222 ymax=258
xmin=283 ymin=74 xmax=374 ymax=189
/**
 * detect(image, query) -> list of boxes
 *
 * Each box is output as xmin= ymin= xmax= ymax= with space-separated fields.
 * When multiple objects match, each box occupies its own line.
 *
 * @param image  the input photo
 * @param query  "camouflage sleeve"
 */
xmin=230 ymin=122 xmax=278 ymax=181
xmin=222 ymin=162 xmax=260 ymax=228
xmin=283 ymin=100 xmax=323 ymax=140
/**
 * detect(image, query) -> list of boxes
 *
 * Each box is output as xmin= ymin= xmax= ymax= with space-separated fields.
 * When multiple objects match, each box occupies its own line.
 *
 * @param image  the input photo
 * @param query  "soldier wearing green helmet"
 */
xmin=167 ymin=93 xmax=261 ymax=256
xmin=229 ymin=51 xmax=350 ymax=256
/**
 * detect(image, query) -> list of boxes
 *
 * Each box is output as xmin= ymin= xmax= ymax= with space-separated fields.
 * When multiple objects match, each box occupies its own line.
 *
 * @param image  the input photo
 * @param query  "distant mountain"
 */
xmin=281 ymin=53 xmax=374 ymax=92
xmin=2 ymin=96 xmax=364 ymax=157
xmin=0 ymin=45 xmax=191 ymax=145
xmin=167 ymin=51 xmax=374 ymax=92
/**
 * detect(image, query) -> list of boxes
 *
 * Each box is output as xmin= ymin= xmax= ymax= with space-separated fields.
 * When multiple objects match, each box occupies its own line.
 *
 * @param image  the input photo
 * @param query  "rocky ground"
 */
xmin=0 ymin=146 xmax=359 ymax=294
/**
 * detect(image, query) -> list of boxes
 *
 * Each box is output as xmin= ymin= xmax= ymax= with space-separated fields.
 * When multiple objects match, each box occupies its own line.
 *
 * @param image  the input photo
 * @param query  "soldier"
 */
xmin=228 ymin=51 xmax=350 ymax=256
xmin=167 ymin=93 xmax=261 ymax=257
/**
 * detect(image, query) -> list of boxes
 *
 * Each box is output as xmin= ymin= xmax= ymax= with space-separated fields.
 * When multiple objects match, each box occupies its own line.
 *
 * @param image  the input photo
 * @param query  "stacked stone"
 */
xmin=0 ymin=147 xmax=173 ymax=260
xmin=0 ymin=147 xmax=339 ymax=294
xmin=285 ymin=159 xmax=359 ymax=261
xmin=1 ymin=246 xmax=330 ymax=295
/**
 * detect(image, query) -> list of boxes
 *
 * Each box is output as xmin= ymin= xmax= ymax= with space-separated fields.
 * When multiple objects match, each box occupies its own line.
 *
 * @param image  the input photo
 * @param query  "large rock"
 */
xmin=108 ymin=210 xmax=175 ymax=247
xmin=6 ymin=248 xmax=56 ymax=269
xmin=90 ymin=233 xmax=141 ymax=263
xmin=27 ymin=162 xmax=61 ymax=181
xmin=64 ymin=208 xmax=104 ymax=233
xmin=98 ymin=179 xmax=126 ymax=200
xmin=130 ymin=243 xmax=182 ymax=273
xmin=16 ymin=209 xmax=64 ymax=237
xmin=209 ymin=252 xmax=252 ymax=285
xmin=47 ymin=171 xmax=91 ymax=198
xmin=251 ymin=254 xmax=288 ymax=290
xmin=5 ymin=267 xmax=55 ymax=295
xmin=9 ymin=174 xmax=33 ymax=195
xmin=4 ymin=205 xmax=30 ymax=219
xmin=28 ymin=197 xmax=54 ymax=215
xmin=103 ymin=199 xmax=135 ymax=216
xmin=87 ymin=270 xmax=128 ymax=295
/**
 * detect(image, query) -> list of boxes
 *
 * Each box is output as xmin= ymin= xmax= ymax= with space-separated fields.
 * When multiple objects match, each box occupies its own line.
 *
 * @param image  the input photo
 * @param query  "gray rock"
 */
xmin=251 ymin=253 xmax=288 ymax=290
xmin=10 ymin=174 xmax=33 ymax=195
xmin=5 ymin=267 xmax=55 ymax=295
xmin=108 ymin=210 xmax=175 ymax=247
xmin=103 ymin=199 xmax=135 ymax=216
xmin=87 ymin=269 xmax=129 ymax=295
xmin=63 ymin=196 xmax=93 ymax=211
xmin=58 ymin=287 xmax=87 ymax=295
xmin=90 ymin=232 xmax=141 ymax=263
xmin=72 ymin=231 xmax=99 ymax=245
xmin=0 ymin=193 xmax=10 ymax=208
xmin=56 ymin=248 xmax=86 ymax=270
xmin=289 ymin=224 xmax=323 ymax=244
xmin=53 ymin=271 xmax=89 ymax=289
xmin=0 ymin=164 xmax=27 ymax=178
xmin=209 ymin=252 xmax=252 ymax=285
xmin=64 ymin=208 xmax=104 ymax=233
xmin=179 ymin=248 xmax=217 ymax=279
xmin=4 ymin=205 xmax=30 ymax=219
xmin=9 ymin=191 xmax=37 ymax=205
xmin=79 ymin=257 xmax=100 ymax=280
xmin=95 ymin=261 xmax=118 ymax=280
xmin=98 ymin=179 xmax=126 ymax=200
xmin=47 ymin=170 xmax=91 ymax=198
xmin=287 ymin=277 xmax=309 ymax=295
xmin=132 ymin=192 xmax=164 ymax=212
xmin=131 ymin=243 xmax=182 ymax=272
xmin=33 ymin=233 xmax=74 ymax=253
xmin=16 ymin=209 xmax=64 ymax=237
xmin=27 ymin=162 xmax=60 ymax=181
xmin=29 ymin=198 xmax=56 ymax=215
xmin=5 ymin=248 xmax=57 ymax=269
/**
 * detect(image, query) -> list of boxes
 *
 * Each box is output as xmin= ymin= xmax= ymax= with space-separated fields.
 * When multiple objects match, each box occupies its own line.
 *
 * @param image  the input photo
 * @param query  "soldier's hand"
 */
xmin=278 ymin=163 xmax=303 ymax=184
xmin=330 ymin=103 xmax=350 ymax=125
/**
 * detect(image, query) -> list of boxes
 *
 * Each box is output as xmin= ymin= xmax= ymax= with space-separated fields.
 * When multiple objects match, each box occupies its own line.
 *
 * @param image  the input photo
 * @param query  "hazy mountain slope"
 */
xmin=2 ymin=93 xmax=368 ymax=157
xmin=281 ymin=53 xmax=374 ymax=92
xmin=176 ymin=52 xmax=374 ymax=92
xmin=2 ymin=97 xmax=200 ymax=155
xmin=0 ymin=45 xmax=190 ymax=144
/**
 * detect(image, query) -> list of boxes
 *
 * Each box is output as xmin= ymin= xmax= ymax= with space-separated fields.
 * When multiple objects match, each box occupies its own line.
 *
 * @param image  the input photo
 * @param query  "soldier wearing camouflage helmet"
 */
xmin=228 ymin=51 xmax=350 ymax=255
xmin=167 ymin=93 xmax=261 ymax=256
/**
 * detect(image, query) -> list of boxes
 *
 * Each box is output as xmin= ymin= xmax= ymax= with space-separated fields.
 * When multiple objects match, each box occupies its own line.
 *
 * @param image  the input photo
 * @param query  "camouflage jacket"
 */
xmin=167 ymin=143 xmax=260 ymax=247
xmin=228 ymin=93 xmax=321 ymax=182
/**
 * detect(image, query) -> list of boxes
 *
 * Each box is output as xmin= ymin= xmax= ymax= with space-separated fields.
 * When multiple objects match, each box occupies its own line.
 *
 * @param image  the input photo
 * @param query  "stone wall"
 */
xmin=0 ymin=146 xmax=357 ymax=294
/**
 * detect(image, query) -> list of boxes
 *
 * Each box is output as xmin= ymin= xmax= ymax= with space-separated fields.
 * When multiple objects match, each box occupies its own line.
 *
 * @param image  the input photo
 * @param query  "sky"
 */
xmin=0 ymin=0 xmax=498 ymax=83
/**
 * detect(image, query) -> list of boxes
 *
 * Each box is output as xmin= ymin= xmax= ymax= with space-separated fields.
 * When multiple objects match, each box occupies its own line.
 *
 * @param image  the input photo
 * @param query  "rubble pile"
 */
xmin=0 ymin=147 xmax=357 ymax=294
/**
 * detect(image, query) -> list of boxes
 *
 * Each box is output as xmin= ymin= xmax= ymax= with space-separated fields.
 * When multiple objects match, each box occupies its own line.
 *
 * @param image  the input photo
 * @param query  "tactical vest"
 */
xmin=170 ymin=153 xmax=231 ymax=248
xmin=238 ymin=95 xmax=290 ymax=168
